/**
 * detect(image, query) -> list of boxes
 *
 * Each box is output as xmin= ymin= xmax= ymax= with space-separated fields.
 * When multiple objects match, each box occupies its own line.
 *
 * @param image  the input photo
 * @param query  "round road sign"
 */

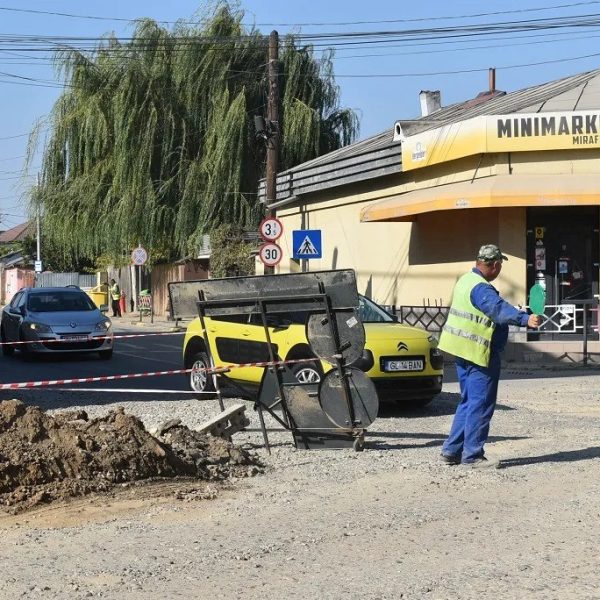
xmin=131 ymin=245 xmax=148 ymax=266
xmin=259 ymin=217 xmax=283 ymax=242
xmin=259 ymin=242 xmax=282 ymax=267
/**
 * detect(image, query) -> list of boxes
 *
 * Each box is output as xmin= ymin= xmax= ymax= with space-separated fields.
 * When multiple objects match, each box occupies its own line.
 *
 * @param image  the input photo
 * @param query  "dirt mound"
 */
xmin=0 ymin=400 xmax=262 ymax=512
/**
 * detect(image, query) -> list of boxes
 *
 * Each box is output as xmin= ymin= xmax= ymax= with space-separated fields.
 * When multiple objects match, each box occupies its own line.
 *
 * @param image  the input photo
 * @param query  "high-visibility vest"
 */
xmin=438 ymin=271 xmax=496 ymax=367
xmin=110 ymin=284 xmax=120 ymax=301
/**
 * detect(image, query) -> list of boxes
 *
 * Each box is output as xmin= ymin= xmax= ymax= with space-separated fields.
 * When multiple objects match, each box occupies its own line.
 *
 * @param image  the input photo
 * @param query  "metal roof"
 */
xmin=262 ymin=68 xmax=600 ymax=208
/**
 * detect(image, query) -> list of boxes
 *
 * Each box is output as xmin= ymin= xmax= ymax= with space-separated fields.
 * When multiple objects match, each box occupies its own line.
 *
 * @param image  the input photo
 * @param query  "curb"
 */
xmin=126 ymin=321 xmax=183 ymax=332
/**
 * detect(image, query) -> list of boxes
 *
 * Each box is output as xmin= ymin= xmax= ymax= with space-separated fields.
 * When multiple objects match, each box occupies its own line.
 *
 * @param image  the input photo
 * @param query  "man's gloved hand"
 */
xmin=527 ymin=314 xmax=543 ymax=328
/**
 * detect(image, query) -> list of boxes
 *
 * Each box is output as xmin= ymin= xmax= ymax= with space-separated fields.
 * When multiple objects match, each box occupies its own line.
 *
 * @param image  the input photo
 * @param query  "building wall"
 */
xmin=3 ymin=269 xmax=35 ymax=304
xmin=275 ymin=148 xmax=600 ymax=307
xmin=151 ymin=260 xmax=209 ymax=317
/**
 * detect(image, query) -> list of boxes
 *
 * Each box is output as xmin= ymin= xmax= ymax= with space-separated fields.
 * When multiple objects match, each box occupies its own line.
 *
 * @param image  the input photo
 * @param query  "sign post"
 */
xmin=131 ymin=245 xmax=148 ymax=322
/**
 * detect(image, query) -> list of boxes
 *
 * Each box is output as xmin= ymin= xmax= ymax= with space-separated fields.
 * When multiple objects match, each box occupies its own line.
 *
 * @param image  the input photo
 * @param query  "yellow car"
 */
xmin=182 ymin=295 xmax=443 ymax=407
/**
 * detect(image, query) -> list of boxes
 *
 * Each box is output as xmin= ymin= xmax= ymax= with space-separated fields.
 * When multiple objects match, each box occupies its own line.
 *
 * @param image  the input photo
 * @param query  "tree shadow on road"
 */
xmin=499 ymin=446 xmax=600 ymax=468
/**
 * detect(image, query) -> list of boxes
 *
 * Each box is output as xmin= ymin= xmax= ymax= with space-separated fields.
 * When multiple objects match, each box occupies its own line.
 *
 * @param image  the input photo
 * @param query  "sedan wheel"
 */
xmin=292 ymin=362 xmax=322 ymax=384
xmin=189 ymin=352 xmax=216 ymax=393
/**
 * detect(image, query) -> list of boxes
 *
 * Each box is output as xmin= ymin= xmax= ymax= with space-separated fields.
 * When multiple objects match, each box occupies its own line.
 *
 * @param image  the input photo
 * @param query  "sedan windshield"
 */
xmin=358 ymin=296 xmax=395 ymax=323
xmin=27 ymin=292 xmax=96 ymax=312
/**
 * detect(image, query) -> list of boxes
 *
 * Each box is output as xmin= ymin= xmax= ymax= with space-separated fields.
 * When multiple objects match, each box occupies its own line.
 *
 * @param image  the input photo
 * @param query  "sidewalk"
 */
xmin=109 ymin=313 xmax=192 ymax=333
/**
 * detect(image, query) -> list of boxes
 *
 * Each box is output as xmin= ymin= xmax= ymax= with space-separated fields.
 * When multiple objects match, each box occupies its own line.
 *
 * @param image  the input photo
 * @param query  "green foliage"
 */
xmin=209 ymin=224 xmax=255 ymax=278
xmin=28 ymin=3 xmax=358 ymax=265
xmin=20 ymin=235 xmax=95 ymax=273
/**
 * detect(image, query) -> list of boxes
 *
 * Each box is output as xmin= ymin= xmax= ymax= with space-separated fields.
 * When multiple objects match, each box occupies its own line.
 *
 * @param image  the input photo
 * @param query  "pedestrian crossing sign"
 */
xmin=292 ymin=229 xmax=322 ymax=259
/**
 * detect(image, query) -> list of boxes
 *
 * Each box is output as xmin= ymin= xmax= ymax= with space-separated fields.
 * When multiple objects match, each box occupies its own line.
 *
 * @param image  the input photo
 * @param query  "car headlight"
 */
xmin=27 ymin=322 xmax=52 ymax=333
xmin=95 ymin=320 xmax=112 ymax=332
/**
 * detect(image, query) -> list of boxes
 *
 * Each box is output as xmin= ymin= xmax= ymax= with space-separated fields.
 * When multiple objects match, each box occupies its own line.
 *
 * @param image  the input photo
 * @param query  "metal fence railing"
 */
xmin=387 ymin=305 xmax=450 ymax=332
xmin=386 ymin=300 xmax=600 ymax=365
xmin=35 ymin=272 xmax=96 ymax=289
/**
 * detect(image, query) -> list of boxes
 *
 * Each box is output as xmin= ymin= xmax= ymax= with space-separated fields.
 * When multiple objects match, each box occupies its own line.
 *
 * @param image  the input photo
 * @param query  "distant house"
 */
xmin=0 ymin=221 xmax=34 ymax=304
xmin=0 ymin=221 xmax=34 ymax=245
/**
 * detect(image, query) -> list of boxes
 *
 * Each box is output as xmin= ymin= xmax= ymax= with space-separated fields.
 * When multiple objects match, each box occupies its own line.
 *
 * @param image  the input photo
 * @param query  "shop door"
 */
xmin=527 ymin=207 xmax=599 ymax=336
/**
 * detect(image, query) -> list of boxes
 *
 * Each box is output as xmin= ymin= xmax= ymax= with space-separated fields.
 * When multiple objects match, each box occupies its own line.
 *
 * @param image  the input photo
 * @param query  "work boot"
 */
xmin=440 ymin=453 xmax=461 ymax=465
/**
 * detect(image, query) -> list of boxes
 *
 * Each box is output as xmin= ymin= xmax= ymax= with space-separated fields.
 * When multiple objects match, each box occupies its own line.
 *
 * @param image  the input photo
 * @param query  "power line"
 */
xmin=0 ymin=1 xmax=598 ymax=27
xmin=0 ymin=155 xmax=27 ymax=162
xmin=334 ymin=51 xmax=600 ymax=77
xmin=0 ymin=131 xmax=35 ymax=140
xmin=327 ymin=28 xmax=600 ymax=58
xmin=0 ymin=11 xmax=600 ymax=50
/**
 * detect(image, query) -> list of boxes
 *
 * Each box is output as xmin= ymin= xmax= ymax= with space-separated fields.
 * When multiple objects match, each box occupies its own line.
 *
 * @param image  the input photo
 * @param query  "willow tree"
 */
xmin=28 ymin=4 xmax=358 ymax=264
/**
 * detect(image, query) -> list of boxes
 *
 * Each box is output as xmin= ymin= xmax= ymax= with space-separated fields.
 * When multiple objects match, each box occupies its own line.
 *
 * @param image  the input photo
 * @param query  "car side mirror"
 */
xmin=8 ymin=306 xmax=20 ymax=315
xmin=99 ymin=304 xmax=109 ymax=313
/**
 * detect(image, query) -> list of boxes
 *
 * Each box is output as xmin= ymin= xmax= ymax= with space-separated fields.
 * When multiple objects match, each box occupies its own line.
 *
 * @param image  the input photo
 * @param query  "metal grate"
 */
xmin=393 ymin=305 xmax=450 ymax=332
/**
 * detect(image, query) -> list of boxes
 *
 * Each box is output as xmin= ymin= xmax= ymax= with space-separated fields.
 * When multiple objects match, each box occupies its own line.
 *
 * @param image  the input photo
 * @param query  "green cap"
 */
xmin=477 ymin=244 xmax=508 ymax=262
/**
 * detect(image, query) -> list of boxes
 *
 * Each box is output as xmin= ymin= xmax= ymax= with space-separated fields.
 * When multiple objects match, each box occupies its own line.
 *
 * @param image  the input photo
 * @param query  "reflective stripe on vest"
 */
xmin=447 ymin=307 xmax=494 ymax=329
xmin=438 ymin=271 xmax=495 ymax=367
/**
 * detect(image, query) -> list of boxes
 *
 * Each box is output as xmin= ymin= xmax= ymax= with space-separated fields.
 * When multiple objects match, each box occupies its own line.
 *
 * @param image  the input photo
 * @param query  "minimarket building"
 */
xmin=264 ymin=69 xmax=600 ymax=350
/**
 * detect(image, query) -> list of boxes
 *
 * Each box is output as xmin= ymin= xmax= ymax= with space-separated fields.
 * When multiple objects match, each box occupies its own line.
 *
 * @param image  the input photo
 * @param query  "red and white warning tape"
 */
xmin=0 ymin=330 xmax=184 ymax=346
xmin=0 ymin=357 xmax=321 ymax=390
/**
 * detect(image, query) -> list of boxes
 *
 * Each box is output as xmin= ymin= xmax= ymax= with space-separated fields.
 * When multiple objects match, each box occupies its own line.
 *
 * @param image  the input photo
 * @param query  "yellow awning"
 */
xmin=360 ymin=174 xmax=600 ymax=222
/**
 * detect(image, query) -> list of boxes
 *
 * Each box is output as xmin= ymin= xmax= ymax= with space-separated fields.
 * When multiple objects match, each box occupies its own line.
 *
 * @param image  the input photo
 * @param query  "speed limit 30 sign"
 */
xmin=259 ymin=217 xmax=283 ymax=242
xmin=259 ymin=242 xmax=282 ymax=267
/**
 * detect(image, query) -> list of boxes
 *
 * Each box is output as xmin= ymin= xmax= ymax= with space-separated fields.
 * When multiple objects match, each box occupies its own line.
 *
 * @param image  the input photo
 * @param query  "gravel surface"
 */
xmin=1 ymin=367 xmax=599 ymax=599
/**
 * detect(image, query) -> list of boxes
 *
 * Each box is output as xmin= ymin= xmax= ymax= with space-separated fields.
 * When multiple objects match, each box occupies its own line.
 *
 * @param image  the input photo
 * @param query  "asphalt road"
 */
xmin=0 ymin=325 xmax=192 ymax=406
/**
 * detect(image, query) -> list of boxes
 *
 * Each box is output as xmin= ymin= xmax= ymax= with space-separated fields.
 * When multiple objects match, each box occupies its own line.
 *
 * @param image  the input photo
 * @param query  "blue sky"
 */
xmin=1 ymin=0 xmax=599 ymax=226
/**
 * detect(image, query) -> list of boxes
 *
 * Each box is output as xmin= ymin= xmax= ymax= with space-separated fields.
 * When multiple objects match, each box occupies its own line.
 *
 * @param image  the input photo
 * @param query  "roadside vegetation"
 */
xmin=27 ymin=2 xmax=358 ymax=269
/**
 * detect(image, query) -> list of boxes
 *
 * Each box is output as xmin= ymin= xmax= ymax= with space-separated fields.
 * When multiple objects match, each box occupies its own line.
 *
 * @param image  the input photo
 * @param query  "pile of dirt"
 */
xmin=0 ymin=400 xmax=263 ymax=512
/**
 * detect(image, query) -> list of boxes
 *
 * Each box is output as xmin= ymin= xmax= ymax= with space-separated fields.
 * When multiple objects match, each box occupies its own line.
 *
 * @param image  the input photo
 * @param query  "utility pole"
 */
xmin=264 ymin=30 xmax=279 ymax=275
xmin=35 ymin=174 xmax=42 ymax=280
xmin=36 ymin=213 xmax=41 ymax=264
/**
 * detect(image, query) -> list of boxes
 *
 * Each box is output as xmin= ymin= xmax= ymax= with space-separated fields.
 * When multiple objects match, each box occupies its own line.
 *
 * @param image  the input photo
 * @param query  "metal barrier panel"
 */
xmin=168 ymin=269 xmax=359 ymax=319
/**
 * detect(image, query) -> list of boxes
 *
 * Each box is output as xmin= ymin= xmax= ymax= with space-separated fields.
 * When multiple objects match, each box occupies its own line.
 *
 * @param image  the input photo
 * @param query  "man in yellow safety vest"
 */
xmin=109 ymin=278 xmax=121 ymax=317
xmin=438 ymin=244 xmax=542 ymax=468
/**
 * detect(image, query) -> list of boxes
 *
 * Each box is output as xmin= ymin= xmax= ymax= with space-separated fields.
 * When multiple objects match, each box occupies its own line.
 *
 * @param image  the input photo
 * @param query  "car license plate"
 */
xmin=384 ymin=359 xmax=423 ymax=372
xmin=61 ymin=335 xmax=89 ymax=342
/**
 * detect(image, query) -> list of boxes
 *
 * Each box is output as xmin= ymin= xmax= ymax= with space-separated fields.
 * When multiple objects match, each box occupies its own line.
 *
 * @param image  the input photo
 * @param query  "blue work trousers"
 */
xmin=442 ymin=353 xmax=501 ymax=463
